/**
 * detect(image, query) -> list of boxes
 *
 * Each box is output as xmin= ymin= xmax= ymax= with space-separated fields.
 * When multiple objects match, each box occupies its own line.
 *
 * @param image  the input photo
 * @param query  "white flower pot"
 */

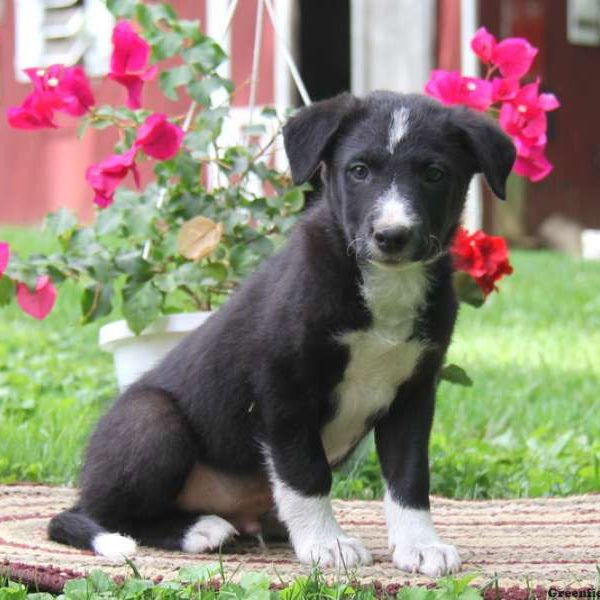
xmin=98 ymin=312 xmax=212 ymax=391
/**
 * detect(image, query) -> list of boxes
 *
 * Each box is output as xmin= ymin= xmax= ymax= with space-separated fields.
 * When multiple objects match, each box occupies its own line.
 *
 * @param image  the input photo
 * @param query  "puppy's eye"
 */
xmin=348 ymin=163 xmax=370 ymax=181
xmin=423 ymin=165 xmax=445 ymax=183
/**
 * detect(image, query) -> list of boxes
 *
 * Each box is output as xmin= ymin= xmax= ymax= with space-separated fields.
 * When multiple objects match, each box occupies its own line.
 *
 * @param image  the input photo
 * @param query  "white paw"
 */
xmin=182 ymin=515 xmax=238 ymax=553
xmin=92 ymin=532 xmax=137 ymax=561
xmin=392 ymin=542 xmax=461 ymax=577
xmin=295 ymin=536 xmax=373 ymax=568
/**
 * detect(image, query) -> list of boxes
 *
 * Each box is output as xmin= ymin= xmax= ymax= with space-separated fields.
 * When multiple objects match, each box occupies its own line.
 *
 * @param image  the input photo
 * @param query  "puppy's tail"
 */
xmin=48 ymin=506 xmax=137 ymax=560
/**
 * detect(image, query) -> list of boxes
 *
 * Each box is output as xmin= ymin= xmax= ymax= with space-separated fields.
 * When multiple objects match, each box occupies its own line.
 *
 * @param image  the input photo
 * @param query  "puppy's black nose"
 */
xmin=373 ymin=226 xmax=411 ymax=254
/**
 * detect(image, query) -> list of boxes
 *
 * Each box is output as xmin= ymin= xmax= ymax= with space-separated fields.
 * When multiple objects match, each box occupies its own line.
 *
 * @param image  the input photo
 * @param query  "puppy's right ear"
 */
xmin=283 ymin=93 xmax=359 ymax=184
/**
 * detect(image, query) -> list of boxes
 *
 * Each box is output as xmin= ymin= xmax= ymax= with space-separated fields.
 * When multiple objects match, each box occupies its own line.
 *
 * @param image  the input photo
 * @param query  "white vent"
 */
xmin=14 ymin=0 xmax=114 ymax=82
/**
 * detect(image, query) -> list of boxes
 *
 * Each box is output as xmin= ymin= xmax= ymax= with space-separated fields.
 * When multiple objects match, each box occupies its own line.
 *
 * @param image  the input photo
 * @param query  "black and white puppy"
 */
xmin=49 ymin=91 xmax=515 ymax=576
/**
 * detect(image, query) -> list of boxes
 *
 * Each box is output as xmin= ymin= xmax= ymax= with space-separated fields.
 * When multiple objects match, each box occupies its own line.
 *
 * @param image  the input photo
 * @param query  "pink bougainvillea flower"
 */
xmin=108 ymin=66 xmax=158 ymax=109
xmin=491 ymin=37 xmax=538 ymax=79
xmin=500 ymin=101 xmax=547 ymax=140
xmin=108 ymin=21 xmax=157 ymax=109
xmin=0 ymin=242 xmax=9 ymax=276
xmin=85 ymin=147 xmax=140 ymax=208
xmin=499 ymin=80 xmax=560 ymax=140
xmin=7 ymin=94 xmax=58 ymax=129
xmin=425 ymin=70 xmax=493 ymax=111
xmin=451 ymin=228 xmax=513 ymax=296
xmin=56 ymin=65 xmax=96 ymax=116
xmin=471 ymin=27 xmax=496 ymax=63
xmin=7 ymin=64 xmax=94 ymax=129
xmin=26 ymin=65 xmax=95 ymax=116
xmin=491 ymin=77 xmax=519 ymax=102
xmin=110 ymin=21 xmax=151 ymax=74
xmin=513 ymin=150 xmax=553 ymax=182
xmin=134 ymin=113 xmax=184 ymax=160
xmin=512 ymin=137 xmax=553 ymax=182
xmin=16 ymin=275 xmax=57 ymax=320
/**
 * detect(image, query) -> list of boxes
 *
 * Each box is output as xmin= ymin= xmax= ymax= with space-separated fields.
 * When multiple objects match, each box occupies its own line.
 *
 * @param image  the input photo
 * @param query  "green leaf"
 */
xmin=439 ymin=364 xmax=473 ymax=387
xmin=159 ymin=65 xmax=193 ymax=101
xmin=76 ymin=116 xmax=91 ymax=139
xmin=240 ymin=572 xmax=271 ymax=591
xmin=105 ymin=0 xmax=137 ymax=18
xmin=188 ymin=75 xmax=233 ymax=106
xmin=397 ymin=587 xmax=434 ymax=600
xmin=63 ymin=578 xmax=90 ymax=597
xmin=182 ymin=39 xmax=227 ymax=72
xmin=81 ymin=282 xmax=114 ymax=324
xmin=176 ymin=19 xmax=203 ymax=42
xmin=177 ymin=564 xmax=219 ymax=583
xmin=149 ymin=3 xmax=177 ymax=23
xmin=134 ymin=3 xmax=155 ymax=31
xmin=202 ymin=261 xmax=228 ymax=284
xmin=95 ymin=207 xmax=123 ymax=237
xmin=114 ymin=251 xmax=152 ymax=281
xmin=453 ymin=270 xmax=485 ymax=308
xmin=122 ymin=281 xmax=162 ymax=335
xmin=283 ymin=187 xmax=305 ymax=213
xmin=261 ymin=106 xmax=278 ymax=118
xmin=0 ymin=276 xmax=15 ymax=307
xmin=185 ymin=130 xmax=214 ymax=158
xmin=66 ymin=228 xmax=98 ymax=254
xmin=87 ymin=569 xmax=114 ymax=593
xmin=151 ymin=31 xmax=184 ymax=60
xmin=45 ymin=208 xmax=77 ymax=238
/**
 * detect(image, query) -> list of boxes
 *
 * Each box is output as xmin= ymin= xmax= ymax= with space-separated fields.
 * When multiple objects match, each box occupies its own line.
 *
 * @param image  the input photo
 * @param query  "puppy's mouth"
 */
xmin=363 ymin=240 xmax=415 ymax=267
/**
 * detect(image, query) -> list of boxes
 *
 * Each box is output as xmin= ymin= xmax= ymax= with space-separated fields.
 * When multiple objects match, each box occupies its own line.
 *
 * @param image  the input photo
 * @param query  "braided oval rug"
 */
xmin=1 ymin=485 xmax=599 ymax=595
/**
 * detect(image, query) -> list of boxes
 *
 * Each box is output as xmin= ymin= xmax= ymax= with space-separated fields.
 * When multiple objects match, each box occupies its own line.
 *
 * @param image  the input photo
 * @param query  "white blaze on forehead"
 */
xmin=373 ymin=183 xmax=417 ymax=230
xmin=388 ymin=107 xmax=410 ymax=154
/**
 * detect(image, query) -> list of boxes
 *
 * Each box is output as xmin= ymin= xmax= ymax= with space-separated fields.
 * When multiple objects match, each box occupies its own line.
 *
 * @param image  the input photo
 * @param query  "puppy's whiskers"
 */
xmin=346 ymin=236 xmax=364 ymax=256
xmin=423 ymin=234 xmax=447 ymax=264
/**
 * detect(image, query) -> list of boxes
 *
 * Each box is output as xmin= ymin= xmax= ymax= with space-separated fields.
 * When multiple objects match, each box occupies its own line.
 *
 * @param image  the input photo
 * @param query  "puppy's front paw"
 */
xmin=392 ymin=542 xmax=461 ymax=577
xmin=296 ymin=536 xmax=372 ymax=568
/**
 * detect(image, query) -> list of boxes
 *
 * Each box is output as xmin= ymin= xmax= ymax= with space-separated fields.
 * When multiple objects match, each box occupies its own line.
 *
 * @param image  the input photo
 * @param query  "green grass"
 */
xmin=1 ymin=226 xmax=599 ymax=497
xmin=0 ymin=564 xmax=493 ymax=600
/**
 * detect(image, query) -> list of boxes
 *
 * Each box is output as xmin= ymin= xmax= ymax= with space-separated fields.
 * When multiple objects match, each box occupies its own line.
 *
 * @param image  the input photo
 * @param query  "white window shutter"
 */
xmin=14 ymin=0 xmax=113 ymax=82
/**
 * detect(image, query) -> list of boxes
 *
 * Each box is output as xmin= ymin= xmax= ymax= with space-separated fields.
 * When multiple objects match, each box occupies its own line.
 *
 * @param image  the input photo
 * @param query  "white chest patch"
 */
xmin=322 ymin=264 xmax=429 ymax=464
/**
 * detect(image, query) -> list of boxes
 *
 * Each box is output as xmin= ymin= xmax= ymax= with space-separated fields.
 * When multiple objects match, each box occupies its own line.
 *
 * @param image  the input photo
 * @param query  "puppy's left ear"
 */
xmin=453 ymin=107 xmax=516 ymax=200
xmin=283 ymin=93 xmax=360 ymax=184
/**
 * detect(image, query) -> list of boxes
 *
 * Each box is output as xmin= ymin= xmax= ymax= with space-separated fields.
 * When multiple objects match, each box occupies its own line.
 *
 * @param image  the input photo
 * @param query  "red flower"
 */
xmin=6 ymin=64 xmax=95 ymax=129
xmin=85 ymin=147 xmax=140 ymax=208
xmin=108 ymin=21 xmax=157 ymax=109
xmin=471 ymin=27 xmax=496 ymax=63
xmin=134 ymin=114 xmax=184 ymax=160
xmin=0 ymin=242 xmax=9 ymax=276
xmin=16 ymin=275 xmax=57 ymax=320
xmin=425 ymin=70 xmax=493 ymax=112
xmin=451 ymin=228 xmax=513 ymax=296
xmin=491 ymin=38 xmax=538 ymax=79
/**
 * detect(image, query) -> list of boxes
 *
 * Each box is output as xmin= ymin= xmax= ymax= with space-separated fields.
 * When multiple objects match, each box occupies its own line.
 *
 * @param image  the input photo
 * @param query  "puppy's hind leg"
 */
xmin=127 ymin=512 xmax=238 ymax=553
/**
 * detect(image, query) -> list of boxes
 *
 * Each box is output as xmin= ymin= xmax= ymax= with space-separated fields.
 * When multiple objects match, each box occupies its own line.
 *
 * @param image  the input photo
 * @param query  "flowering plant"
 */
xmin=425 ymin=27 xmax=559 ymax=182
xmin=1 ymin=2 xmax=304 ymax=333
xmin=424 ymin=27 xmax=557 ymax=383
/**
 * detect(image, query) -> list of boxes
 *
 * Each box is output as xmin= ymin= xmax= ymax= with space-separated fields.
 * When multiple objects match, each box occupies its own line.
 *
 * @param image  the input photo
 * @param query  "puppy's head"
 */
xmin=283 ymin=91 xmax=515 ymax=266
